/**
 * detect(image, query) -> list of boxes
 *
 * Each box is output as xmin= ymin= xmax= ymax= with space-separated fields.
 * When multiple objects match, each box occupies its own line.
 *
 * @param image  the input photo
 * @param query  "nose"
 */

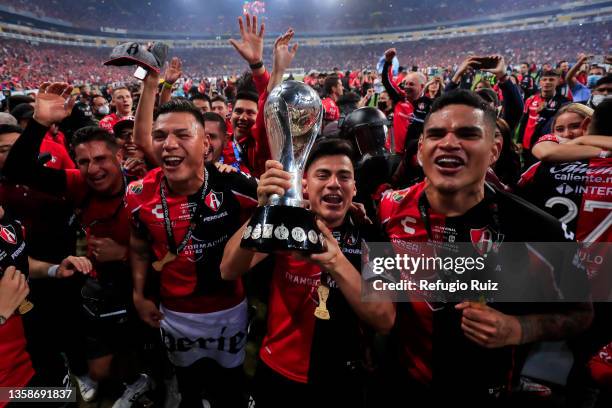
xmin=327 ymin=175 xmax=341 ymax=189
xmin=163 ymin=133 xmax=179 ymax=150
xmin=439 ymin=133 xmax=461 ymax=150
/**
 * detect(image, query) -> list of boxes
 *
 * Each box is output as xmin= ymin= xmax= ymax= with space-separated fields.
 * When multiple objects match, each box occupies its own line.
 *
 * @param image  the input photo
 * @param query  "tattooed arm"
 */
xmin=130 ymin=226 xmax=163 ymax=328
xmin=517 ymin=302 xmax=593 ymax=344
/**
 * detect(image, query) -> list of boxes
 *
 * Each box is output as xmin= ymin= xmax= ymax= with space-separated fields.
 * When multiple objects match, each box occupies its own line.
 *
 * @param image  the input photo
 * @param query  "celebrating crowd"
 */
xmin=0 ymin=9 xmax=611 ymax=408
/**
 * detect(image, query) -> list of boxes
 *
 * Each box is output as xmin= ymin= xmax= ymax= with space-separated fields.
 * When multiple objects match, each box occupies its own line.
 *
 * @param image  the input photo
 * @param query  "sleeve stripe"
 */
xmin=231 ymin=190 xmax=258 ymax=203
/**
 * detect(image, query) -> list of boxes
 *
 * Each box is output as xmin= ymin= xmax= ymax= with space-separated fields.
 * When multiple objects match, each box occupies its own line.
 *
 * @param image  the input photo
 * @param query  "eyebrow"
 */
xmin=425 ymin=126 xmax=483 ymax=134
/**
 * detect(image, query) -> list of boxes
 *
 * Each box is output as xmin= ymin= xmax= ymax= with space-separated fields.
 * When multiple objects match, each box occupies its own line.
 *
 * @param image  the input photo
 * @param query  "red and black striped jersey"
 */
xmin=126 ymin=164 xmax=258 ymax=314
xmin=379 ymin=180 xmax=581 ymax=398
xmin=260 ymin=217 xmax=383 ymax=384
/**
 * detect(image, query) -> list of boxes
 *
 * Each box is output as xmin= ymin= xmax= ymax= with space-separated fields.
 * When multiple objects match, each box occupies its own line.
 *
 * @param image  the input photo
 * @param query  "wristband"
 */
xmin=249 ymin=61 xmax=264 ymax=70
xmin=162 ymin=80 xmax=173 ymax=90
xmin=47 ymin=264 xmax=60 ymax=278
xmin=599 ymin=150 xmax=611 ymax=158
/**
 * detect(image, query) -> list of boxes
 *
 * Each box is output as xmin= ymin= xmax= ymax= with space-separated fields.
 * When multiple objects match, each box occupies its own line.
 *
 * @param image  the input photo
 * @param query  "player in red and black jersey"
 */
xmin=221 ymin=139 xmax=395 ymax=408
xmin=2 ymin=83 xmax=152 ymax=405
xmin=127 ymin=98 xmax=258 ymax=408
xmin=321 ymin=74 xmax=342 ymax=125
xmin=517 ymin=99 xmax=612 ymax=405
xmin=379 ymin=90 xmax=592 ymax=405
xmin=518 ymin=69 xmax=571 ymax=167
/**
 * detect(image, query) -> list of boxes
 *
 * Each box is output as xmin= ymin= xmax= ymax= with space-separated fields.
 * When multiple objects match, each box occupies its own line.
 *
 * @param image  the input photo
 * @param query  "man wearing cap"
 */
xmin=99 ymin=87 xmax=133 ymax=134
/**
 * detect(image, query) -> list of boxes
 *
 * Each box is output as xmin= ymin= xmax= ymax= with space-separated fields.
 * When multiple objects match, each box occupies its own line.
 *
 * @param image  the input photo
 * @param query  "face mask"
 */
xmin=97 ymin=105 xmax=110 ymax=115
xmin=590 ymin=94 xmax=610 ymax=107
xmin=377 ymin=101 xmax=388 ymax=112
xmin=587 ymin=75 xmax=603 ymax=88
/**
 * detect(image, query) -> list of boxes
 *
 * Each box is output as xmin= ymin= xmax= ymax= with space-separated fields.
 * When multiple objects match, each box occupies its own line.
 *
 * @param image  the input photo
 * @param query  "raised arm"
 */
xmin=134 ymin=69 xmax=162 ymax=166
xmin=267 ymin=29 xmax=298 ymax=93
xmin=565 ymin=53 xmax=589 ymax=87
xmin=380 ymin=48 xmax=404 ymax=104
xmin=159 ymin=57 xmax=182 ymax=106
xmin=3 ymin=82 xmax=75 ymax=194
xmin=229 ymin=13 xmax=266 ymax=77
xmin=482 ymin=55 xmax=523 ymax=131
xmin=451 ymin=56 xmax=481 ymax=87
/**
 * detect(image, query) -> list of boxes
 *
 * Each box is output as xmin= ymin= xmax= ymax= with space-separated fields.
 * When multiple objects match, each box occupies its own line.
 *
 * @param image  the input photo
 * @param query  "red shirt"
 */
xmin=41 ymin=136 xmax=75 ymax=170
xmin=322 ymin=97 xmax=340 ymax=122
xmin=0 ymin=315 xmax=34 ymax=395
xmin=126 ymin=165 xmax=258 ymax=313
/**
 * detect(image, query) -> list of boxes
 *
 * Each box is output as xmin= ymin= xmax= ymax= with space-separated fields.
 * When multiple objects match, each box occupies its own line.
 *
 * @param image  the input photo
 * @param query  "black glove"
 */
xmin=104 ymin=42 xmax=168 ymax=73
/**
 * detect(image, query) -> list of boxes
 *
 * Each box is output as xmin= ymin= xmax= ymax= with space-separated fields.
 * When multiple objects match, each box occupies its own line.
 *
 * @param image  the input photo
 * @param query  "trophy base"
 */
xmin=240 ymin=205 xmax=325 ymax=253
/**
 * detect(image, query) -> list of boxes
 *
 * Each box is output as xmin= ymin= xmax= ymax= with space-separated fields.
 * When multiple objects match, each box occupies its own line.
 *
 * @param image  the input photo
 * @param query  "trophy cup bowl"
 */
xmin=240 ymin=81 xmax=325 ymax=253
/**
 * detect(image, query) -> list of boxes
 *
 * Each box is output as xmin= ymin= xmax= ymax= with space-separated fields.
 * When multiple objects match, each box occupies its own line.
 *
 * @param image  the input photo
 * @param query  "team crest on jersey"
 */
xmin=470 ymin=227 xmax=504 ymax=256
xmin=205 ymin=190 xmax=223 ymax=212
xmin=129 ymin=182 xmax=143 ymax=195
xmin=392 ymin=190 xmax=408 ymax=203
xmin=0 ymin=225 xmax=17 ymax=245
xmin=418 ymin=102 xmax=425 ymax=110
xmin=549 ymin=100 xmax=556 ymax=108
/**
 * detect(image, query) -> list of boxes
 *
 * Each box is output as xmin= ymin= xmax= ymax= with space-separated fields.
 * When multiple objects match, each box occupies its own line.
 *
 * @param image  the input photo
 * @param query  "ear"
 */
xmin=490 ymin=133 xmax=503 ymax=166
xmin=115 ymin=148 xmax=124 ymax=163
xmin=580 ymin=116 xmax=591 ymax=134
xmin=417 ymin=135 xmax=424 ymax=166
xmin=302 ymin=176 xmax=308 ymax=200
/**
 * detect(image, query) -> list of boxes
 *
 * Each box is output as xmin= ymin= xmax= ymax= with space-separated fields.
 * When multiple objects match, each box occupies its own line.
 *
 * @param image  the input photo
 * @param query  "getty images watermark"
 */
xmin=360 ymin=242 xmax=606 ymax=303
xmin=369 ymin=253 xmax=498 ymax=293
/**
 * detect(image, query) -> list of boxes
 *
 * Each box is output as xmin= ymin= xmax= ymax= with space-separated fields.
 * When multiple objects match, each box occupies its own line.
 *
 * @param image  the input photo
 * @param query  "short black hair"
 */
xmin=155 ymin=98 xmax=205 ymax=127
xmin=425 ymin=89 xmax=497 ymax=133
xmin=0 ymin=124 xmax=22 ymax=136
xmin=590 ymin=98 xmax=612 ymax=136
xmin=73 ymin=126 xmax=119 ymax=151
xmin=595 ymin=75 xmax=612 ymax=88
xmin=324 ymin=75 xmax=341 ymax=95
xmin=235 ymin=72 xmax=259 ymax=104
xmin=541 ymin=69 xmax=561 ymax=78
xmin=191 ymin=93 xmax=211 ymax=103
xmin=211 ymin=95 xmax=228 ymax=106
xmin=305 ymin=138 xmax=355 ymax=173
xmin=202 ymin=111 xmax=227 ymax=135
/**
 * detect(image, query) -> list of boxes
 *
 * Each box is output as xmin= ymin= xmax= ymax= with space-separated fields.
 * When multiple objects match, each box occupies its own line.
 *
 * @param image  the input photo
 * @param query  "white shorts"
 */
xmin=160 ymin=300 xmax=248 ymax=368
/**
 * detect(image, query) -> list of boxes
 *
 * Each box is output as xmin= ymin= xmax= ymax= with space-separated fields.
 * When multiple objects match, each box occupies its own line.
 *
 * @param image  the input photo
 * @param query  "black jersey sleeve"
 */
xmin=3 ymin=120 xmax=67 ymax=193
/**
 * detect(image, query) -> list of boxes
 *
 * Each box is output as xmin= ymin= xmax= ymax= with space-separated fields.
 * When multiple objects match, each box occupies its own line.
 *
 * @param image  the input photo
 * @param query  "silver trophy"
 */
xmin=241 ymin=80 xmax=324 ymax=253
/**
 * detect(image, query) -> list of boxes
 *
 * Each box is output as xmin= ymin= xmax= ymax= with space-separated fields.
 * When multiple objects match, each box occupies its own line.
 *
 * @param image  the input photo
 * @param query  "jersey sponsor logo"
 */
xmin=129 ymin=182 xmax=143 ymax=195
xmin=152 ymin=204 xmax=164 ymax=219
xmin=556 ymin=183 xmax=574 ymax=195
xmin=205 ymin=190 xmax=223 ymax=212
xmin=401 ymin=216 xmax=417 ymax=235
xmin=470 ymin=227 xmax=504 ymax=256
xmin=0 ymin=225 xmax=17 ymax=245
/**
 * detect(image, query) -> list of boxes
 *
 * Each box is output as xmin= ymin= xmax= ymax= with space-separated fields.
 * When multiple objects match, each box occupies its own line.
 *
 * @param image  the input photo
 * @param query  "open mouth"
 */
xmin=163 ymin=156 xmax=184 ymax=169
xmin=434 ymin=155 xmax=465 ymax=173
xmin=322 ymin=194 xmax=343 ymax=206
xmin=90 ymin=174 xmax=106 ymax=184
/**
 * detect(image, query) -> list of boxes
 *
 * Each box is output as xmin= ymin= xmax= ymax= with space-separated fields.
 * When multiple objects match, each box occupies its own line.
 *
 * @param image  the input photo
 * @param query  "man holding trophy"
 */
xmin=220 ymin=30 xmax=395 ymax=408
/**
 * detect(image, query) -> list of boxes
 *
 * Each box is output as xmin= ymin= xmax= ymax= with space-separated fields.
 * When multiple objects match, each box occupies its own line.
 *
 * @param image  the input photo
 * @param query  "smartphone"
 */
xmin=133 ymin=66 xmax=148 ymax=81
xmin=473 ymin=57 xmax=498 ymax=70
